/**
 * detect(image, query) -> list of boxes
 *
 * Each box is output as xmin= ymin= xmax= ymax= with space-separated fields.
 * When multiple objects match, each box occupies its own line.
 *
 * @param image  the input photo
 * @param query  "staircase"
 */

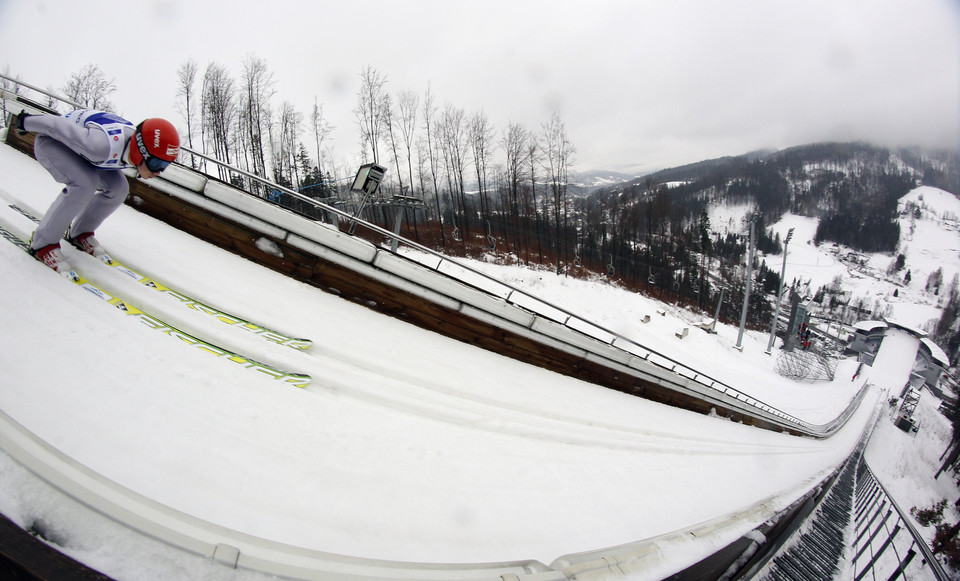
xmin=754 ymin=451 xmax=950 ymax=581
xmin=757 ymin=454 xmax=856 ymax=580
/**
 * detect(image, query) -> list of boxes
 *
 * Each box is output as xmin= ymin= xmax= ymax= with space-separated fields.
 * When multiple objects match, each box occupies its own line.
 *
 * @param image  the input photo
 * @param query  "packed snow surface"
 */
xmin=0 ymin=139 xmax=956 ymax=579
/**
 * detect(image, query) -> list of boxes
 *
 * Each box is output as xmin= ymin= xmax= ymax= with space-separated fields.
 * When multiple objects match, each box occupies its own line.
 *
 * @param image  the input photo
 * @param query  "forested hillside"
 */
xmin=549 ymin=143 xmax=959 ymax=328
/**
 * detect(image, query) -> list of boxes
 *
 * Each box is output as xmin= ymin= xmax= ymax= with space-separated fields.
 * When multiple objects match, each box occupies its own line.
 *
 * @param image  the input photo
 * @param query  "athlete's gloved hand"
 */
xmin=14 ymin=110 xmax=35 ymax=136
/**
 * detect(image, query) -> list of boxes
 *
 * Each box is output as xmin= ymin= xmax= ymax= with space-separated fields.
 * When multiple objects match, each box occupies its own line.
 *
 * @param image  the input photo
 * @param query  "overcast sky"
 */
xmin=1 ymin=0 xmax=958 ymax=176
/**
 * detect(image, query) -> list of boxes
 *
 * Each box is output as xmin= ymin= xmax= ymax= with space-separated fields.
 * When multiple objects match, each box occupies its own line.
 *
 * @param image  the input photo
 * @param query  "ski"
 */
xmin=6 ymin=203 xmax=312 ymax=351
xmin=0 ymin=221 xmax=311 ymax=389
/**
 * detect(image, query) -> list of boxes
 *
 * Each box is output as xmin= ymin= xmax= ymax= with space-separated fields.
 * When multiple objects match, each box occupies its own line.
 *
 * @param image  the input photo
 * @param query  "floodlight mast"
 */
xmin=766 ymin=227 xmax=795 ymax=354
xmin=735 ymin=217 xmax=757 ymax=351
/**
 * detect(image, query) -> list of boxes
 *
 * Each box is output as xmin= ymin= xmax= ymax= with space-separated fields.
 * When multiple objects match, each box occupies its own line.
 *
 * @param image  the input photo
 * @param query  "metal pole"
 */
xmin=390 ymin=209 xmax=403 ymax=253
xmin=736 ymin=218 xmax=756 ymax=351
xmin=766 ymin=228 xmax=794 ymax=354
xmin=712 ymin=287 xmax=726 ymax=330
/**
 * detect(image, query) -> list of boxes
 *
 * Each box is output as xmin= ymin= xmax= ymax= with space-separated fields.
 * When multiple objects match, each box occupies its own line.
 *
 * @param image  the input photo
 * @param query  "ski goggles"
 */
xmin=144 ymin=156 xmax=171 ymax=174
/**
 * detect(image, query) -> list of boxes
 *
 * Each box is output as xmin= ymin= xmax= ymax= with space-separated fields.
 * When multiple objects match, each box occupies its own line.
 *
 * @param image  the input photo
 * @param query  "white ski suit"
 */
xmin=24 ymin=110 xmax=137 ymax=250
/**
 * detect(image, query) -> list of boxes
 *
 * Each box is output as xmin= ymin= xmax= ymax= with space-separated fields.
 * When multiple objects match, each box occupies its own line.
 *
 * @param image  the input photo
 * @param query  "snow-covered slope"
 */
xmin=708 ymin=185 xmax=960 ymax=334
xmin=0 ymin=139 xmax=926 ymax=579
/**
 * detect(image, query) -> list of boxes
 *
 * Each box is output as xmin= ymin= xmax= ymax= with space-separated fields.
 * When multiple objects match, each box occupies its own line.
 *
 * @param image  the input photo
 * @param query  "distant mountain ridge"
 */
xmin=580 ymin=142 xmax=958 ymax=197
xmin=580 ymin=143 xmax=959 ymax=254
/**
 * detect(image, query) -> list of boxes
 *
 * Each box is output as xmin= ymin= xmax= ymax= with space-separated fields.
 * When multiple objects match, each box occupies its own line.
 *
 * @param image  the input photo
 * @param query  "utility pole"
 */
xmin=710 ymin=287 xmax=726 ymax=332
xmin=766 ymin=228 xmax=794 ymax=354
xmin=735 ymin=217 xmax=757 ymax=351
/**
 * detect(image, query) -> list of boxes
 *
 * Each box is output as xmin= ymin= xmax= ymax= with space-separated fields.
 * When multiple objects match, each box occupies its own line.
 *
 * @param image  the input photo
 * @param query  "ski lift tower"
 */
xmin=378 ymin=189 xmax=425 ymax=252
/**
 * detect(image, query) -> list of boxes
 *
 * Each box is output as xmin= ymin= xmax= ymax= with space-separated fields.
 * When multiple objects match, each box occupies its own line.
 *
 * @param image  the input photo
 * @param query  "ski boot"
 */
xmin=29 ymin=241 xmax=78 ymax=280
xmin=66 ymin=231 xmax=113 ymax=264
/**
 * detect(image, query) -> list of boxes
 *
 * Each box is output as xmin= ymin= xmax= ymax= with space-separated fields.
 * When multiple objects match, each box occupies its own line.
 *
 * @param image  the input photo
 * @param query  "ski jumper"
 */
xmin=25 ymin=110 xmax=137 ymax=250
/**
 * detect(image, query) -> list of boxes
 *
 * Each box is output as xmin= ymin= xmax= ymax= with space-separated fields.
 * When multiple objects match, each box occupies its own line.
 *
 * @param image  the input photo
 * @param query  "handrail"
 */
xmin=859 ymin=462 xmax=951 ymax=580
xmin=3 ymin=73 xmax=851 ymax=437
xmin=0 ymin=72 xmax=83 ymax=109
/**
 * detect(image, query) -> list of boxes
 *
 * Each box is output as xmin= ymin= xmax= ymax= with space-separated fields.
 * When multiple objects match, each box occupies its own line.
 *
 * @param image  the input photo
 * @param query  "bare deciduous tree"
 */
xmin=527 ymin=132 xmax=543 ymax=262
xmin=383 ymin=95 xmax=405 ymax=192
xmin=310 ymin=97 xmax=333 ymax=179
xmin=502 ymin=122 xmax=530 ymax=258
xmin=63 ymin=64 xmax=115 ymax=111
xmin=396 ymin=89 xmax=419 ymax=195
xmin=355 ymin=66 xmax=388 ymax=164
xmin=469 ymin=110 xmax=494 ymax=219
xmin=438 ymin=104 xmax=469 ymax=238
xmin=240 ymin=55 xmax=274 ymax=183
xmin=421 ymin=84 xmax=445 ymax=246
xmin=175 ymin=59 xmax=199 ymax=168
xmin=274 ymin=101 xmax=303 ymax=187
xmin=201 ymin=62 xmax=236 ymax=180
xmin=541 ymin=111 xmax=576 ymax=272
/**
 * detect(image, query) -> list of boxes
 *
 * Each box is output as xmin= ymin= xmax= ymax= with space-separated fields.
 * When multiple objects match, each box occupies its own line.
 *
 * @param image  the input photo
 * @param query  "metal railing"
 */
xmin=853 ymin=461 xmax=951 ymax=581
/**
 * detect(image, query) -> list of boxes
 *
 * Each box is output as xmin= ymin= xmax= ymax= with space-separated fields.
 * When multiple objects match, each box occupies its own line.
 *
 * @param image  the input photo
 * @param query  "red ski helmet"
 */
xmin=130 ymin=118 xmax=180 ymax=171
